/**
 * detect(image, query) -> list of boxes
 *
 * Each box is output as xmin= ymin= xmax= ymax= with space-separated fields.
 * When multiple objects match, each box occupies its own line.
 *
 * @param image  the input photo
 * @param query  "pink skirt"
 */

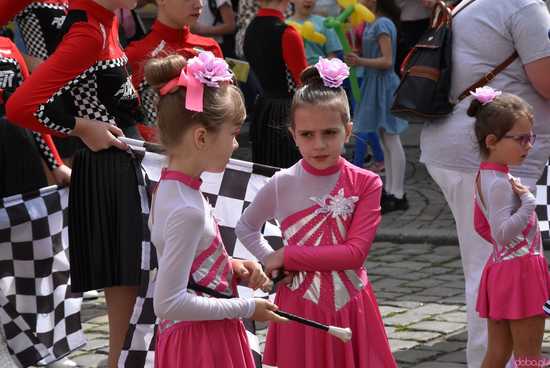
xmin=263 ymin=282 xmax=397 ymax=368
xmin=477 ymin=254 xmax=550 ymax=320
xmin=155 ymin=319 xmax=255 ymax=368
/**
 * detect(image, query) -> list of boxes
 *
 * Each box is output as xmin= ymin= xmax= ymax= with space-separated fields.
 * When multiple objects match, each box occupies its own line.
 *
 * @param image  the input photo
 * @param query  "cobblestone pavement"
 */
xmin=58 ymin=244 xmax=550 ymax=367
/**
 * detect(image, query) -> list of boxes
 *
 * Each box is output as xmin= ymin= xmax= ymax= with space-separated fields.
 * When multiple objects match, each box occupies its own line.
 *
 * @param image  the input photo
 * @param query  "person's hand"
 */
xmin=52 ymin=164 xmax=71 ymax=186
xmin=344 ymin=52 xmax=361 ymax=67
xmin=72 ymin=118 xmax=128 ymax=152
xmin=510 ymin=177 xmax=530 ymax=197
xmin=264 ymin=248 xmax=285 ymax=277
xmin=260 ymin=269 xmax=296 ymax=292
xmin=251 ymin=299 xmax=288 ymax=323
xmin=232 ymin=259 xmax=271 ymax=290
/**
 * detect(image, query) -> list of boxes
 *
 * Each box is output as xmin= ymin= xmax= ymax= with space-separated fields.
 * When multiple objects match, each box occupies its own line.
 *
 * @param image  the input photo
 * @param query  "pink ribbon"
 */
xmin=159 ymin=68 xmax=204 ymax=112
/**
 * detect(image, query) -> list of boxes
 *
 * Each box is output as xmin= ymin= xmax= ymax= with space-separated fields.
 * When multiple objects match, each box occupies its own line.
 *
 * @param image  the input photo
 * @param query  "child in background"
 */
xmin=243 ymin=0 xmax=307 ymax=168
xmin=469 ymin=88 xmax=550 ymax=368
xmin=146 ymin=52 xmax=286 ymax=368
xmin=192 ymin=0 xmax=237 ymax=57
xmin=345 ymin=18 xmax=385 ymax=174
xmin=288 ymin=0 xmax=342 ymax=65
xmin=236 ymin=58 xmax=396 ymax=368
xmin=126 ymin=0 xmax=222 ymax=142
xmin=345 ymin=0 xmax=408 ymax=213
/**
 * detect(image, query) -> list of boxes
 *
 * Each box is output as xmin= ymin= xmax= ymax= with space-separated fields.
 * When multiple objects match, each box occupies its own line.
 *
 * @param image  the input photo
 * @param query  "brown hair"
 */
xmin=290 ymin=65 xmax=350 ymax=128
xmin=468 ymin=93 xmax=534 ymax=158
xmin=144 ymin=54 xmax=246 ymax=150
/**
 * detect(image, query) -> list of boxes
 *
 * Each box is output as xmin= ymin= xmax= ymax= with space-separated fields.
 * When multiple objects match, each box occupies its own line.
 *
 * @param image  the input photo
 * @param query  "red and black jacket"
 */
xmin=0 ymin=0 xmax=69 ymax=59
xmin=125 ymin=20 xmax=222 ymax=141
xmin=6 ymin=0 xmax=141 ymax=139
xmin=0 ymin=36 xmax=62 ymax=169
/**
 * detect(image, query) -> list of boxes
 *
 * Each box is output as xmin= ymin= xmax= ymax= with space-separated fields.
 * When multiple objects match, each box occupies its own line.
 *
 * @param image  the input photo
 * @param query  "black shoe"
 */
xmin=381 ymin=193 xmax=409 ymax=214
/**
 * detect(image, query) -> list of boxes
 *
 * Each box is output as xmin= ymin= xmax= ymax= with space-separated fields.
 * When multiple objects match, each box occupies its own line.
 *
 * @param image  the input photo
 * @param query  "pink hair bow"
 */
xmin=158 ymin=51 xmax=233 ymax=112
xmin=470 ymin=86 xmax=502 ymax=105
xmin=159 ymin=67 xmax=204 ymax=112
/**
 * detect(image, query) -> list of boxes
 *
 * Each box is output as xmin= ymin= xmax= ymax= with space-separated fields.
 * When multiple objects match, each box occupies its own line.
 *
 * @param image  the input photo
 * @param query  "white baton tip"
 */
xmin=328 ymin=326 xmax=353 ymax=343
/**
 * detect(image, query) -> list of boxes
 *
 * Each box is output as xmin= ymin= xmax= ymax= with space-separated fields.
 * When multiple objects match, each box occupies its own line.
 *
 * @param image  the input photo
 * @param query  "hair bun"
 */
xmin=300 ymin=65 xmax=324 ymax=86
xmin=467 ymin=98 xmax=483 ymax=118
xmin=144 ymin=54 xmax=187 ymax=92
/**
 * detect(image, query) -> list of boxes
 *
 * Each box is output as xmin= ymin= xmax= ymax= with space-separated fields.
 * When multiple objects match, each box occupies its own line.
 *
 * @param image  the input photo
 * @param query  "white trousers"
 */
xmin=426 ymin=165 xmax=538 ymax=368
xmin=426 ymin=166 xmax=491 ymax=367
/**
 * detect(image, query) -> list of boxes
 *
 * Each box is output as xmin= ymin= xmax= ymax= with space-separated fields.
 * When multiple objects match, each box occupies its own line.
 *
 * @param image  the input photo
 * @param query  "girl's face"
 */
xmin=486 ymin=117 xmax=534 ymax=166
xmin=157 ymin=0 xmax=203 ymax=27
xmin=203 ymin=120 xmax=241 ymax=173
xmin=290 ymin=106 xmax=352 ymax=170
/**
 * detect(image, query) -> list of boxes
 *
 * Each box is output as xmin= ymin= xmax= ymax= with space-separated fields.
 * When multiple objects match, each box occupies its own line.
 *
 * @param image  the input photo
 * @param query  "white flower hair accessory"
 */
xmin=314 ymin=57 xmax=350 ymax=88
xmin=470 ymin=86 xmax=502 ymax=105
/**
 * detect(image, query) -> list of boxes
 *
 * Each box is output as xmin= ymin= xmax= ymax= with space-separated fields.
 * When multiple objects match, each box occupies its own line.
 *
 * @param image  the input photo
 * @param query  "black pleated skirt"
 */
xmin=0 ymin=119 xmax=48 ymax=198
xmin=68 ymin=147 xmax=142 ymax=292
xmin=250 ymin=96 xmax=301 ymax=169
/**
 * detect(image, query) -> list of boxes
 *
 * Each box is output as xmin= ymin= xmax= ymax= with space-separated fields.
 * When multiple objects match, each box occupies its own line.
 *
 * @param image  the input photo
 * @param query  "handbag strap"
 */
xmin=457 ymin=51 xmax=519 ymax=102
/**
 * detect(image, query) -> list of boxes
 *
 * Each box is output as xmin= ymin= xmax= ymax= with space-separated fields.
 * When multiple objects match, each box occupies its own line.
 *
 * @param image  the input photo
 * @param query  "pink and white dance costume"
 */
xmin=475 ymin=162 xmax=550 ymax=320
xmin=150 ymin=169 xmax=256 ymax=368
xmin=236 ymin=157 xmax=397 ymax=368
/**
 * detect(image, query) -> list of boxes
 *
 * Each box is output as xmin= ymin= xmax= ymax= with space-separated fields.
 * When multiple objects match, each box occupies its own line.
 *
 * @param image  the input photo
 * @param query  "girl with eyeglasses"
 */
xmin=468 ymin=87 xmax=550 ymax=368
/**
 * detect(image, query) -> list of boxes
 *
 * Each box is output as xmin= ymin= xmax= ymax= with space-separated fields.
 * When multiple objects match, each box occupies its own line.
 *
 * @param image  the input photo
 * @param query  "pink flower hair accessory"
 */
xmin=187 ymin=51 xmax=233 ymax=88
xmin=159 ymin=51 xmax=233 ymax=112
xmin=470 ymin=86 xmax=502 ymax=105
xmin=315 ymin=57 xmax=349 ymax=88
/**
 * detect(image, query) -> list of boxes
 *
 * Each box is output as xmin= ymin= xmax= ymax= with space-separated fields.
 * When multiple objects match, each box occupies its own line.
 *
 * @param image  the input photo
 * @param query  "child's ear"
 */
xmin=344 ymin=121 xmax=353 ymax=143
xmin=193 ymin=126 xmax=208 ymax=150
xmin=485 ymin=134 xmax=498 ymax=151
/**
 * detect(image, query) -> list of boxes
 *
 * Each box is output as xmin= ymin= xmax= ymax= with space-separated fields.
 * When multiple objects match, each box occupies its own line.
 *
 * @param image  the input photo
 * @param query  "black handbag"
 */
xmin=391 ymin=0 xmax=518 ymax=122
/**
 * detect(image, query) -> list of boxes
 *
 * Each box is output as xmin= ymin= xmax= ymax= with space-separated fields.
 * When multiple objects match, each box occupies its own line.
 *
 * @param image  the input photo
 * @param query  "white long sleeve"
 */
xmin=151 ymin=180 xmax=255 ymax=322
xmin=235 ymin=178 xmax=278 ymax=263
xmin=481 ymin=171 xmax=537 ymax=246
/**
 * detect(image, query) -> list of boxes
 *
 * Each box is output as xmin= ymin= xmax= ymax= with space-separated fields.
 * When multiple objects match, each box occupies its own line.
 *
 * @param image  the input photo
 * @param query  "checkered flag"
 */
xmin=536 ymin=160 xmax=550 ymax=240
xmin=0 ymin=186 xmax=85 ymax=367
xmin=118 ymin=139 xmax=282 ymax=368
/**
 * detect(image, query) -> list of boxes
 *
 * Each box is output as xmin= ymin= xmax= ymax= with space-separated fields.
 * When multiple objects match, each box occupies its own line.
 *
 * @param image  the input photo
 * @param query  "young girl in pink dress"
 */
xmin=469 ymin=87 xmax=550 ymax=368
xmin=235 ymin=58 xmax=397 ymax=368
xmin=146 ymin=51 xmax=287 ymax=368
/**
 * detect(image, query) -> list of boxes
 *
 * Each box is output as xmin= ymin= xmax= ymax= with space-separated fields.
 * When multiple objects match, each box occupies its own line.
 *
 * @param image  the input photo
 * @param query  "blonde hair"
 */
xmin=144 ymin=54 xmax=246 ymax=149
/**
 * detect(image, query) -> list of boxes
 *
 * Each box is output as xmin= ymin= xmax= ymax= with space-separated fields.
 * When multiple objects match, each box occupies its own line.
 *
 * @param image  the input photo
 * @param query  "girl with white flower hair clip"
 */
xmin=146 ymin=52 xmax=288 ymax=368
xmin=236 ymin=57 xmax=397 ymax=368
xmin=468 ymin=86 xmax=550 ymax=368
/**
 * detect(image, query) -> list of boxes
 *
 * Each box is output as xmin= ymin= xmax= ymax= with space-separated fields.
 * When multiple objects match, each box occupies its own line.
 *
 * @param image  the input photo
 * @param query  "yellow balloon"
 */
xmin=354 ymin=3 xmax=376 ymax=24
xmin=336 ymin=0 xmax=354 ymax=9
xmin=286 ymin=20 xmax=327 ymax=45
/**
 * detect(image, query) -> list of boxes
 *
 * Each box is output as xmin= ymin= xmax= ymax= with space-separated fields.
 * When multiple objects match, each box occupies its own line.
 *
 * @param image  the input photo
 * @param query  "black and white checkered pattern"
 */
xmin=0 ymin=186 xmax=85 ymax=367
xmin=536 ymin=160 xmax=550 ymax=240
xmin=31 ymin=132 xmax=59 ymax=170
xmin=285 ymin=68 xmax=297 ymax=95
xmin=36 ymin=57 xmax=128 ymax=134
xmin=16 ymin=4 xmax=50 ymax=60
xmin=119 ymin=141 xmax=282 ymax=367
xmin=137 ymin=81 xmax=159 ymax=127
